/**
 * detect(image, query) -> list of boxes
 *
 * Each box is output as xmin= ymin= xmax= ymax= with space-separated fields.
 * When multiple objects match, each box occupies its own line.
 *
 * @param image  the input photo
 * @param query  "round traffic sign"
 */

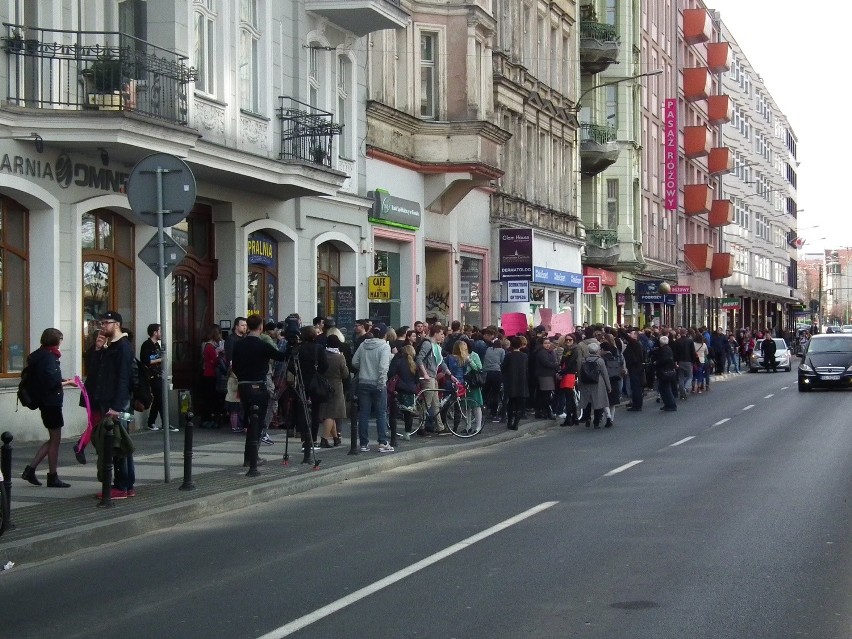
xmin=126 ymin=153 xmax=197 ymax=228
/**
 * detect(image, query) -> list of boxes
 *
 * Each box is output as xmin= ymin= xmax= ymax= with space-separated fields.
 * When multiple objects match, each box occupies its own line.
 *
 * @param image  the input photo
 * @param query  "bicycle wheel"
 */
xmin=0 ymin=478 xmax=8 ymax=536
xmin=574 ymin=389 xmax=584 ymax=422
xmin=407 ymin=393 xmax=429 ymax=436
xmin=447 ymin=397 xmax=480 ymax=437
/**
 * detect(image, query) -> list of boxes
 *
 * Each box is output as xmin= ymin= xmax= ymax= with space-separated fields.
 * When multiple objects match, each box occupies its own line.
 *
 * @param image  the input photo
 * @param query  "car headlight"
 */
xmin=751 ymin=353 xmax=759 ymax=360
xmin=800 ymin=363 xmax=813 ymax=372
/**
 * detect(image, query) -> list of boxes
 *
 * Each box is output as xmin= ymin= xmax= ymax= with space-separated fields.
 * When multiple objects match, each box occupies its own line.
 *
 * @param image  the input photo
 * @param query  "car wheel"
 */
xmin=785 ymin=366 xmax=791 ymax=372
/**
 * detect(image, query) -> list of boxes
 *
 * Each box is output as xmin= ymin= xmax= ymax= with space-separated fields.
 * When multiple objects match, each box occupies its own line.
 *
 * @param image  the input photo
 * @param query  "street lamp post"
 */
xmin=574 ymin=69 xmax=663 ymax=112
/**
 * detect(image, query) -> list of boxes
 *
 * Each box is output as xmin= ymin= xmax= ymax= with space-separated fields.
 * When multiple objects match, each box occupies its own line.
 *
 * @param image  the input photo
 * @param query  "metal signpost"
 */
xmin=127 ymin=153 xmax=196 ymax=483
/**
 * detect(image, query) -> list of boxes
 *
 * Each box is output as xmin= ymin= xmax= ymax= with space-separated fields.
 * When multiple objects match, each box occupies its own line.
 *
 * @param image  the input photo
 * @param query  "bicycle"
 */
xmin=401 ymin=383 xmax=481 ymax=438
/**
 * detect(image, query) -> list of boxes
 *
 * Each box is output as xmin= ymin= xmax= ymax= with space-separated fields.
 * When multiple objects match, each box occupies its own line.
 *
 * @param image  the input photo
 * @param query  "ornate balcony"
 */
xmin=2 ymin=23 xmax=195 ymax=126
xmin=579 ymin=21 xmax=620 ymax=75
xmin=278 ymin=97 xmax=343 ymax=168
xmin=305 ymin=0 xmax=409 ymax=37
xmin=580 ymin=122 xmax=619 ymax=177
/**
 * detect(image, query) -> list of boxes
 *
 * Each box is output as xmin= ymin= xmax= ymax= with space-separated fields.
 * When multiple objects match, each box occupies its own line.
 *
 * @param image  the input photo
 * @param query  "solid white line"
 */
xmin=743 ymin=404 xmax=755 ymax=411
xmin=713 ymin=418 xmax=731 ymax=426
xmin=764 ymin=394 xmax=774 ymax=398
xmin=604 ymin=460 xmax=644 ymax=477
xmin=255 ymin=501 xmax=559 ymax=639
xmin=669 ymin=436 xmax=695 ymax=447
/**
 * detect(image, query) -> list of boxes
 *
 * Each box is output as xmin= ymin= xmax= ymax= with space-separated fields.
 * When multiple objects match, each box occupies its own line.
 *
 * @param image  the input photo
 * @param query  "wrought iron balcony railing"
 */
xmin=580 ymin=122 xmax=617 ymax=145
xmin=2 ymin=23 xmax=196 ymax=125
xmin=586 ymin=228 xmax=619 ymax=248
xmin=277 ymin=96 xmax=342 ymax=168
xmin=580 ymin=21 xmax=620 ymax=43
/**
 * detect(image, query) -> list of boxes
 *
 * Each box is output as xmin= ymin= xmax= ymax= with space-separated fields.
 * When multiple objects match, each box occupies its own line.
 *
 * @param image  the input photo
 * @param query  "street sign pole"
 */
xmin=156 ymin=167 xmax=172 ymax=483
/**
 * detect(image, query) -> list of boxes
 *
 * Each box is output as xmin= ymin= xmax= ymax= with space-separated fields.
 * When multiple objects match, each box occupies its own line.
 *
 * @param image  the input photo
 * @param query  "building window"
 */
xmin=337 ymin=55 xmax=352 ymax=158
xmin=193 ymin=0 xmax=216 ymax=94
xmin=308 ymin=45 xmax=321 ymax=108
xmin=605 ymin=84 xmax=618 ymax=129
xmin=239 ymin=0 xmax=260 ymax=112
xmin=605 ymin=0 xmax=617 ymax=25
xmin=606 ymin=179 xmax=619 ymax=229
xmin=317 ymin=242 xmax=341 ymax=319
xmin=0 ymin=196 xmax=29 ymax=375
xmin=420 ymin=32 xmax=438 ymax=119
xmin=82 ymin=210 xmax=134 ymax=346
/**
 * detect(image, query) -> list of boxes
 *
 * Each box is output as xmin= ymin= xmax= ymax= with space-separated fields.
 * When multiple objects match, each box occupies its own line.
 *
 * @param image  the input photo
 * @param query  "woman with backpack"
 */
xmin=578 ymin=342 xmax=611 ymax=428
xmin=21 ymin=328 xmax=77 ymax=488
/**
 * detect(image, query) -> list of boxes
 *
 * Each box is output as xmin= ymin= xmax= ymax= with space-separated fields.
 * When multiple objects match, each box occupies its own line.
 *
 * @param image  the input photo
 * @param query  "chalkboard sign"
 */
xmin=333 ymin=286 xmax=356 ymax=344
xmin=368 ymin=302 xmax=392 ymax=329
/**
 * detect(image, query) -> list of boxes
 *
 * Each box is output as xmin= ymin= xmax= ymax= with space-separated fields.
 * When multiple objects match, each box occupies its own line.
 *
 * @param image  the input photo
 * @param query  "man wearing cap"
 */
xmin=140 ymin=323 xmax=177 ymax=433
xmin=351 ymin=324 xmax=393 ymax=452
xmin=90 ymin=311 xmax=137 ymax=498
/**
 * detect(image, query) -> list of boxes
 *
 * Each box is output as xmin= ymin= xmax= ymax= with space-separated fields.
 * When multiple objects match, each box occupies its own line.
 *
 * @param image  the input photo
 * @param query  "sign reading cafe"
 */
xmin=1 ymin=151 xmax=130 ymax=193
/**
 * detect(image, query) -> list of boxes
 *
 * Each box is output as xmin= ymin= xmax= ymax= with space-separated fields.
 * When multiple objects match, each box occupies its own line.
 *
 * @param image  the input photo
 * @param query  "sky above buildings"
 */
xmin=709 ymin=0 xmax=849 ymax=254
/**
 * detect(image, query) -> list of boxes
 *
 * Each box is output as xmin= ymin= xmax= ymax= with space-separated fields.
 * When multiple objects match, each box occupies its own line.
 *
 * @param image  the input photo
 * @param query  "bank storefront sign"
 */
xmin=368 ymin=190 xmax=421 ymax=230
xmin=532 ymin=266 xmax=583 ymax=288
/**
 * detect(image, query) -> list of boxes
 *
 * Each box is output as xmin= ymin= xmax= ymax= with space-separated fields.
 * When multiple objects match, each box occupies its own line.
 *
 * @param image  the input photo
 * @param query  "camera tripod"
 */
xmin=283 ymin=347 xmax=321 ymax=469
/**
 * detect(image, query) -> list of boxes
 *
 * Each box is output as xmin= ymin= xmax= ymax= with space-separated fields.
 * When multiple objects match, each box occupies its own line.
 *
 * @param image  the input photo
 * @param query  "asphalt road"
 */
xmin=3 ymin=370 xmax=852 ymax=639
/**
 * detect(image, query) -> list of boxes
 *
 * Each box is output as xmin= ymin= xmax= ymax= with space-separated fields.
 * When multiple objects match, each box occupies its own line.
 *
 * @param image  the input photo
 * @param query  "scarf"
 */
xmin=47 ymin=345 xmax=62 ymax=359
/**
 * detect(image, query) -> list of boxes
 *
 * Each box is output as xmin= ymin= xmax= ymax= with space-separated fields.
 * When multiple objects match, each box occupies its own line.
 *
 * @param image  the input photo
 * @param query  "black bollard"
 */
xmin=245 ymin=404 xmax=260 ymax=477
xmin=179 ymin=411 xmax=195 ymax=491
xmin=348 ymin=396 xmax=358 ymax=455
xmin=389 ymin=399 xmax=398 ymax=448
xmin=1 ymin=432 xmax=13 ymax=532
xmin=97 ymin=421 xmax=114 ymax=508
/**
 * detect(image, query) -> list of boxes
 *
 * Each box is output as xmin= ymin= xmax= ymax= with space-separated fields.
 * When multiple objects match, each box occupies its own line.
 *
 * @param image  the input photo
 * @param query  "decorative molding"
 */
xmin=240 ymin=113 xmax=268 ymax=147
xmin=193 ymin=97 xmax=225 ymax=135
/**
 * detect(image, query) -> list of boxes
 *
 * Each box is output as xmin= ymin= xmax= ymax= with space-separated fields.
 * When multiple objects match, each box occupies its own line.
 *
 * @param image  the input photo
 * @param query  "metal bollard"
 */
xmin=389 ymin=399 xmax=398 ymax=448
xmin=1 ymin=432 xmax=13 ymax=531
xmin=245 ymin=404 xmax=260 ymax=477
xmin=348 ymin=395 xmax=358 ymax=455
xmin=97 ymin=421 xmax=114 ymax=508
xmin=179 ymin=411 xmax=195 ymax=491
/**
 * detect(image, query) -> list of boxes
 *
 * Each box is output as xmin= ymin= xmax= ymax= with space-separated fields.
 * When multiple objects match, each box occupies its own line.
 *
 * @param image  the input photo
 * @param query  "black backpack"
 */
xmin=17 ymin=363 xmax=41 ymax=410
xmin=579 ymin=358 xmax=601 ymax=385
xmin=132 ymin=358 xmax=153 ymax=411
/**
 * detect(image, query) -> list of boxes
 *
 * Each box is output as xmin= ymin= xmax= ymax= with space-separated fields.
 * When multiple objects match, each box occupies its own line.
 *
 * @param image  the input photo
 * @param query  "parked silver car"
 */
xmin=749 ymin=338 xmax=791 ymax=372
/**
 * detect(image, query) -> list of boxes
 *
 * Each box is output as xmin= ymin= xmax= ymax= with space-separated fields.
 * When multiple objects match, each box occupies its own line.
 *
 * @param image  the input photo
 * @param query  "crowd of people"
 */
xmin=19 ymin=309 xmax=790 ymax=494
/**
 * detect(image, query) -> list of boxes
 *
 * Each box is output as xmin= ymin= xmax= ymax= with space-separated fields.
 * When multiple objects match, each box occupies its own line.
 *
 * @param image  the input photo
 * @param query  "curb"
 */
xmin=1 ymin=423 xmax=540 ymax=568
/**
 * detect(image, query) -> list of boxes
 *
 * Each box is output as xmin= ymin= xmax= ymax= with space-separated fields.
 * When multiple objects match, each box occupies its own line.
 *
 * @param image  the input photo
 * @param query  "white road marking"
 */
xmin=743 ymin=404 xmax=755 ymax=411
xmin=781 ymin=386 xmax=789 ymax=390
xmin=603 ymin=460 xmax=644 ymax=477
xmin=713 ymin=418 xmax=731 ymax=426
xmin=764 ymin=394 xmax=774 ymax=398
xmin=669 ymin=436 xmax=695 ymax=447
xmin=255 ymin=501 xmax=559 ymax=639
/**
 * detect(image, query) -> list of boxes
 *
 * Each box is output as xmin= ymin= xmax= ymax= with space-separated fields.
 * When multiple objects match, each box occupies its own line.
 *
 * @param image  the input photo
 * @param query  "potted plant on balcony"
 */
xmin=81 ymin=54 xmax=124 ymax=110
xmin=310 ymin=143 xmax=328 ymax=165
xmin=1 ymin=29 xmax=24 ymax=53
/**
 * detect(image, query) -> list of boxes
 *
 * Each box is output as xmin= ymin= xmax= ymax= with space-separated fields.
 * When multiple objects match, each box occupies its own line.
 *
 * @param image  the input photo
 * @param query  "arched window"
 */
xmin=317 ymin=242 xmax=341 ymax=318
xmin=0 ymin=195 xmax=29 ymax=375
xmin=247 ymin=231 xmax=278 ymax=321
xmin=82 ymin=210 xmax=134 ymax=343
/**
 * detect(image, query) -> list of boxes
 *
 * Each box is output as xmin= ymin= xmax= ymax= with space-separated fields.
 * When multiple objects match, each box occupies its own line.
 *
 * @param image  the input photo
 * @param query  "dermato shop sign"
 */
xmin=368 ymin=191 xmax=421 ymax=230
xmin=499 ymin=228 xmax=533 ymax=280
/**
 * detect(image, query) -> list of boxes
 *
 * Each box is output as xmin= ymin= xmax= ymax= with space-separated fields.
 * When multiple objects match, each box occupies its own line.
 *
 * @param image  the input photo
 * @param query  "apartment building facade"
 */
xmin=718 ymin=21 xmax=800 ymax=332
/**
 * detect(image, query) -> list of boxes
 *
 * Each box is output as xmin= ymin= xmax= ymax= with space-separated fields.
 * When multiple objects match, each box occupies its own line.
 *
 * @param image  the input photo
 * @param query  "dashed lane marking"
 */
xmin=743 ymin=404 xmax=755 ymax=411
xmin=764 ymin=394 xmax=774 ymax=398
xmin=603 ymin=460 xmax=644 ymax=477
xmin=669 ymin=436 xmax=695 ymax=448
xmin=255 ymin=501 xmax=559 ymax=638
xmin=713 ymin=418 xmax=731 ymax=426
xmin=781 ymin=386 xmax=789 ymax=390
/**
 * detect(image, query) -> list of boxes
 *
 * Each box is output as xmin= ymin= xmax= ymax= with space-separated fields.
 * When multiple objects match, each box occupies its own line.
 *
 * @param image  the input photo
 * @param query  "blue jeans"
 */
xmin=727 ymin=351 xmax=740 ymax=373
xmin=114 ymin=454 xmax=135 ymax=491
xmin=358 ymin=383 xmax=389 ymax=446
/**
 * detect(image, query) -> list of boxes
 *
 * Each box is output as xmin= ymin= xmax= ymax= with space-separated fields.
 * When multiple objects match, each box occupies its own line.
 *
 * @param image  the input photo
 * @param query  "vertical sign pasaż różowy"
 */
xmin=664 ymin=98 xmax=678 ymax=211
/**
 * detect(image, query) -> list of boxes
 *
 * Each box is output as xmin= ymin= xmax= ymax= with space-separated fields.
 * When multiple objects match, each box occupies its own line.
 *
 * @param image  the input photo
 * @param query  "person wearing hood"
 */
xmin=352 ymin=325 xmax=393 ymax=452
xmin=655 ymin=335 xmax=678 ymax=411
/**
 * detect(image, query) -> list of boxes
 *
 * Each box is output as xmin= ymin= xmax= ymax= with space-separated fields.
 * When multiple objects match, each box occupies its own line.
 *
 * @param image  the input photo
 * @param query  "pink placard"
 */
xmin=664 ymin=98 xmax=678 ymax=211
xmin=538 ymin=307 xmax=553 ymax=330
xmin=550 ymin=311 xmax=573 ymax=336
xmin=501 ymin=312 xmax=529 ymax=337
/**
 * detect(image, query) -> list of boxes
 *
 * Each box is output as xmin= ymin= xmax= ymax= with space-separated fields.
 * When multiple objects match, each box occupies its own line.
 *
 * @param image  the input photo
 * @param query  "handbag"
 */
xmin=387 ymin=374 xmax=400 ymax=394
xmin=559 ymin=373 xmax=576 ymax=389
xmin=661 ymin=367 xmax=677 ymax=381
xmin=307 ymin=370 xmax=333 ymax=403
xmin=466 ymin=354 xmax=486 ymax=388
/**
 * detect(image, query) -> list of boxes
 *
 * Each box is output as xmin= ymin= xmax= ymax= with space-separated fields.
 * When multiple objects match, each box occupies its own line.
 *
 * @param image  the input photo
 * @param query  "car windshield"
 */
xmin=807 ymin=337 xmax=852 ymax=354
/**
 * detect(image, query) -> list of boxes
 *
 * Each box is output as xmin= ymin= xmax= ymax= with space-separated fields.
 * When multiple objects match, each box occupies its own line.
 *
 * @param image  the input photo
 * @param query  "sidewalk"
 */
xmin=0 ymin=417 xmax=545 ymax=568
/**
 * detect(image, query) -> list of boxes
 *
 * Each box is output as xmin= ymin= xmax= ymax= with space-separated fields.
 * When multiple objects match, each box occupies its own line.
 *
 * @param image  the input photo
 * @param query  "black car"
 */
xmin=798 ymin=334 xmax=852 ymax=391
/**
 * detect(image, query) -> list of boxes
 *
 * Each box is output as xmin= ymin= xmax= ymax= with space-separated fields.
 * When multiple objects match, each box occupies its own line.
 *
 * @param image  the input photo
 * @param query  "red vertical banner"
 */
xmin=664 ymin=98 xmax=678 ymax=211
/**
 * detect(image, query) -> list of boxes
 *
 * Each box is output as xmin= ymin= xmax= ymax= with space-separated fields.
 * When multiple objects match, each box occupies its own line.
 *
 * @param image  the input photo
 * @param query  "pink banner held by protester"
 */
xmin=501 ymin=312 xmax=529 ymax=337
xmin=550 ymin=311 xmax=573 ymax=336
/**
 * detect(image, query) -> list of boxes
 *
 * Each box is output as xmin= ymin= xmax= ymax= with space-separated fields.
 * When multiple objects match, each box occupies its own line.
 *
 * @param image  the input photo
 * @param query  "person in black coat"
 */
xmin=623 ymin=331 xmax=645 ymax=411
xmin=761 ymin=334 xmax=778 ymax=372
xmin=21 ymin=328 xmax=77 ymax=488
xmin=388 ymin=344 xmax=419 ymax=439
xmin=655 ymin=335 xmax=678 ymax=411
xmin=501 ymin=336 xmax=529 ymax=431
